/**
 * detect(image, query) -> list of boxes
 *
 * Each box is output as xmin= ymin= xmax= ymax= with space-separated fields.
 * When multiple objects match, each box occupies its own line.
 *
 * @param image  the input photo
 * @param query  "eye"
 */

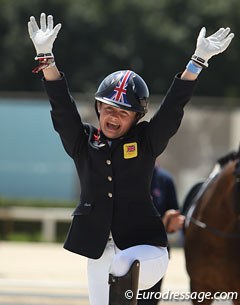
xmin=121 ymin=112 xmax=128 ymax=117
xmin=104 ymin=106 xmax=113 ymax=113
xmin=119 ymin=111 xmax=129 ymax=117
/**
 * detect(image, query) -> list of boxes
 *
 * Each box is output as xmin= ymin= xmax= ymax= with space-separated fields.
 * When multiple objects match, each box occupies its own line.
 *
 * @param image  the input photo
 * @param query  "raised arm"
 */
xmin=28 ymin=13 xmax=87 ymax=158
xmin=145 ymin=26 xmax=234 ymax=157
xmin=181 ymin=27 xmax=234 ymax=81
xmin=28 ymin=13 xmax=61 ymax=80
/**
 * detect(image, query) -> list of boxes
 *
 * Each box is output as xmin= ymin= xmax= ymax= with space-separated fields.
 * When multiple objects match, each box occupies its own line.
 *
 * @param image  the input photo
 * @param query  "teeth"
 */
xmin=107 ymin=122 xmax=119 ymax=129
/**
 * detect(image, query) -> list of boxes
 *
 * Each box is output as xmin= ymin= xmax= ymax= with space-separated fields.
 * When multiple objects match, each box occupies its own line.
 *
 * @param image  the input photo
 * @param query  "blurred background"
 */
xmin=0 ymin=0 xmax=239 ymax=304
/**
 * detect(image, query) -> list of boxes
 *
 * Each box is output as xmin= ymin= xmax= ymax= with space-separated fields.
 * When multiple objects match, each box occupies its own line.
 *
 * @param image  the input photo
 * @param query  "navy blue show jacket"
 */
xmin=43 ymin=73 xmax=197 ymax=259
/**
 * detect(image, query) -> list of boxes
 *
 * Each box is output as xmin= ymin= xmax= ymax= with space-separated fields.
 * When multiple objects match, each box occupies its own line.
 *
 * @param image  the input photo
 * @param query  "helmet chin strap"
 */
xmin=95 ymin=100 xmax=101 ymax=118
xmin=135 ymin=113 xmax=144 ymax=122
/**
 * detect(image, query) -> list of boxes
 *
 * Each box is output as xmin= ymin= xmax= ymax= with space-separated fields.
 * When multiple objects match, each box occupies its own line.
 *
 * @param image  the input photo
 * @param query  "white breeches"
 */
xmin=87 ymin=238 xmax=169 ymax=305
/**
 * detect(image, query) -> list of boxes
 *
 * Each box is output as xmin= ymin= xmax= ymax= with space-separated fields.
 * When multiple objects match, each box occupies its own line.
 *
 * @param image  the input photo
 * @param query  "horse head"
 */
xmin=233 ymin=148 xmax=240 ymax=217
xmin=233 ymin=145 xmax=240 ymax=179
xmin=184 ymin=148 xmax=240 ymax=239
xmin=184 ymin=148 xmax=240 ymax=301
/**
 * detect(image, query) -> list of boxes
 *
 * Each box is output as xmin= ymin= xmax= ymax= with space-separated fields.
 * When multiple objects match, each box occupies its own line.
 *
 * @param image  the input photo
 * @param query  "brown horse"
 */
xmin=183 ymin=149 xmax=240 ymax=305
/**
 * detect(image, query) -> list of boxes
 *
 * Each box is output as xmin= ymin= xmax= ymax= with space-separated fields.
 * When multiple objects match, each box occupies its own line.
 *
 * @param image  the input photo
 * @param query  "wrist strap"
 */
xmin=186 ymin=60 xmax=203 ymax=74
xmin=35 ymin=53 xmax=53 ymax=60
xmin=32 ymin=57 xmax=55 ymax=74
xmin=191 ymin=55 xmax=208 ymax=68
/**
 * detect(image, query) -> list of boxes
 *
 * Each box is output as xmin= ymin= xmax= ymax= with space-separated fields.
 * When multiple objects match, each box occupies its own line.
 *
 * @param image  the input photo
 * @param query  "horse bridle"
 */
xmin=233 ymin=160 xmax=240 ymax=183
xmin=189 ymin=216 xmax=240 ymax=239
xmin=233 ymin=159 xmax=240 ymax=214
xmin=188 ymin=151 xmax=240 ymax=239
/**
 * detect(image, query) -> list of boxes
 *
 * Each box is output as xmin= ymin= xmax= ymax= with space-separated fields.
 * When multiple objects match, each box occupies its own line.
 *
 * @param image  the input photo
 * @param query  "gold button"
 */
xmin=106 ymin=160 xmax=111 ymax=165
xmin=108 ymin=192 xmax=113 ymax=198
xmin=108 ymin=176 xmax=112 ymax=182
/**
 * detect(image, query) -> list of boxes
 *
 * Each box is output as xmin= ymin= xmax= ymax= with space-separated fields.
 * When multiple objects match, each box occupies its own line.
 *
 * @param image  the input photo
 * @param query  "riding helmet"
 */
xmin=95 ymin=70 xmax=149 ymax=117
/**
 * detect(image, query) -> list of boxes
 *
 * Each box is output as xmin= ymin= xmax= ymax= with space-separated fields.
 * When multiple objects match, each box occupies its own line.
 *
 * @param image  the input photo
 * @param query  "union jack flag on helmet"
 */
xmin=105 ymin=70 xmax=132 ymax=107
xmin=95 ymin=69 xmax=149 ymax=116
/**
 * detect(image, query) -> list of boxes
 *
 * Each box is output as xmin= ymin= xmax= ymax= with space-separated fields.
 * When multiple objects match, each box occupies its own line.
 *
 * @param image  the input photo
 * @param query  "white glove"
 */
xmin=192 ymin=27 xmax=234 ymax=67
xmin=28 ymin=12 xmax=61 ymax=59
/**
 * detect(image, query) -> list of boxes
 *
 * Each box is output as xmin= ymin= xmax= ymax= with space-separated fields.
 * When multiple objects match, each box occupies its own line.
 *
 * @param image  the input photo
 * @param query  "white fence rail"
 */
xmin=0 ymin=207 xmax=72 ymax=242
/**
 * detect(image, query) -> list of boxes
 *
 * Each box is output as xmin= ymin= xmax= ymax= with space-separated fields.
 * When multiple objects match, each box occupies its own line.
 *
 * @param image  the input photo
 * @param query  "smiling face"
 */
xmin=97 ymin=102 xmax=137 ymax=139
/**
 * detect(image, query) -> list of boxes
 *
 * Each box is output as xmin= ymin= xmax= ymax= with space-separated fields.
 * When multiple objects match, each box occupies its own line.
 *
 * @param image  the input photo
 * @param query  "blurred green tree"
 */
xmin=0 ymin=0 xmax=239 ymax=101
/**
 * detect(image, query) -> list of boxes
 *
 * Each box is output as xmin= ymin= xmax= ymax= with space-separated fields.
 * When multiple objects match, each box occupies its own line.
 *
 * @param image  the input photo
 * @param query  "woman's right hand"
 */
xmin=28 ymin=12 xmax=61 ymax=60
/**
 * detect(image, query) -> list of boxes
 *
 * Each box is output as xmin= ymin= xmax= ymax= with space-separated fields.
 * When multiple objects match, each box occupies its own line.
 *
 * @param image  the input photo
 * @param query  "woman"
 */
xmin=28 ymin=13 xmax=234 ymax=305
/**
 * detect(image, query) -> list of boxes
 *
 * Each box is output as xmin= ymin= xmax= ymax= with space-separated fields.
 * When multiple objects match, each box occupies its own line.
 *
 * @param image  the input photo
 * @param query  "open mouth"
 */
xmin=106 ymin=122 xmax=120 ymax=130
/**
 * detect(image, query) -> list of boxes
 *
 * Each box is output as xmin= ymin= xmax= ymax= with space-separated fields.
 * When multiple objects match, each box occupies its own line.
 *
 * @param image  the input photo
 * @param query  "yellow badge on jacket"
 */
xmin=123 ymin=142 xmax=138 ymax=159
